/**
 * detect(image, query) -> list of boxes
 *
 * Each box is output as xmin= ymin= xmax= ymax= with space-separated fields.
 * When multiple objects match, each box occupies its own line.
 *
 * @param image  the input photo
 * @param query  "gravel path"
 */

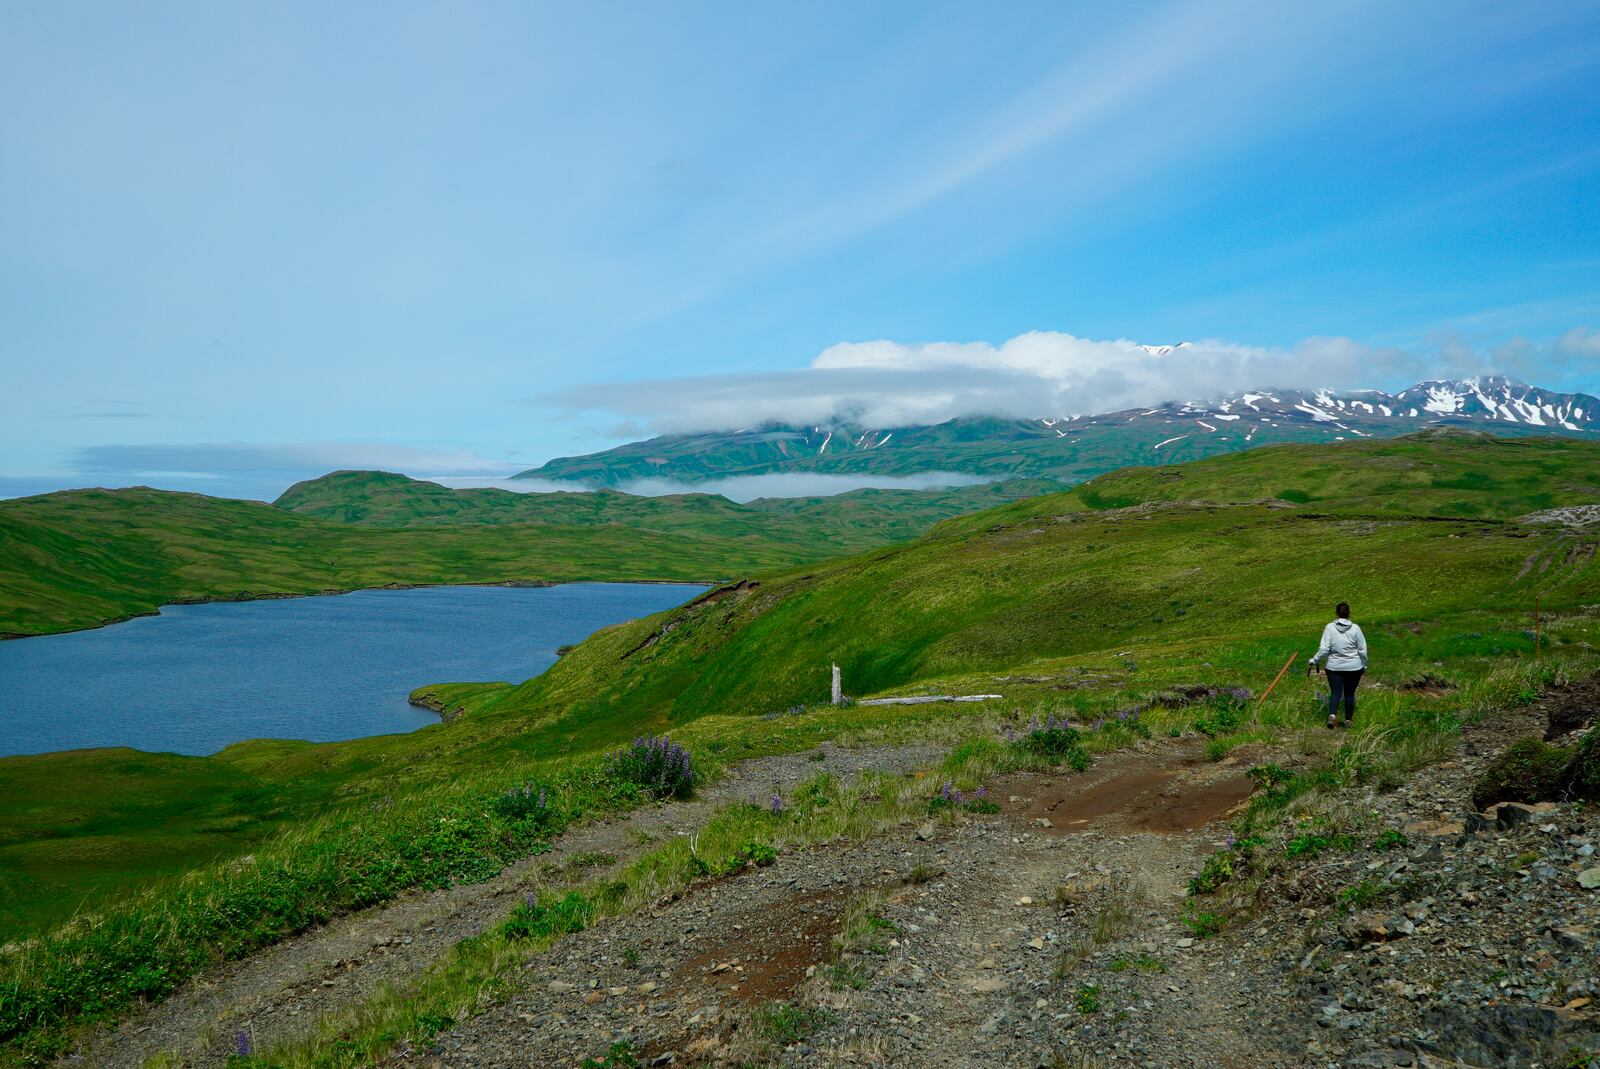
xmin=57 ymin=742 xmax=942 ymax=1069
xmin=382 ymin=739 xmax=1295 ymax=1068
xmin=57 ymin=691 xmax=1600 ymax=1068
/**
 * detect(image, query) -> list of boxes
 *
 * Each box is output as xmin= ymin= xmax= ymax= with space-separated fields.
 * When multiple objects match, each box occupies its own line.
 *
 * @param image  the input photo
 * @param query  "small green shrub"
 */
xmin=1372 ymin=829 xmax=1409 ymax=851
xmin=1073 ymin=984 xmax=1101 ymax=1014
xmin=1188 ymin=835 xmax=1264 ymax=895
xmin=502 ymin=891 xmax=592 ymax=941
xmin=717 ymin=840 xmax=777 ymax=874
xmin=490 ymin=781 xmax=562 ymax=832
xmin=1285 ymin=833 xmax=1355 ymax=859
xmin=1184 ymin=910 xmax=1226 ymax=938
xmin=825 ymin=961 xmax=868 ymax=991
xmin=748 ymin=1002 xmax=834 ymax=1045
xmin=580 ymin=1040 xmax=640 ymax=1068
xmin=928 ymin=782 xmax=1000 ymax=814
xmin=608 ymin=736 xmax=696 ymax=800
xmin=1338 ymin=879 xmax=1384 ymax=909
xmin=1247 ymin=764 xmax=1294 ymax=790
xmin=1107 ymin=953 xmax=1164 ymax=973
xmin=1019 ymin=718 xmax=1083 ymax=758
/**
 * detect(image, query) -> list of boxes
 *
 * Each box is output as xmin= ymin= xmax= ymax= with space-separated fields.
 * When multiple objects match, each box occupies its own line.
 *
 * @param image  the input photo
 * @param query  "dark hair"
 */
xmin=1335 ymin=602 xmax=1351 ymax=619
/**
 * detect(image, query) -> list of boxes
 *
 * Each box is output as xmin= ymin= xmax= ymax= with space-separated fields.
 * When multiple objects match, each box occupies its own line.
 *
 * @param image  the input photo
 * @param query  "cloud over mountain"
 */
xmin=541 ymin=331 xmax=1461 ymax=434
xmin=543 ymin=329 xmax=1600 ymax=436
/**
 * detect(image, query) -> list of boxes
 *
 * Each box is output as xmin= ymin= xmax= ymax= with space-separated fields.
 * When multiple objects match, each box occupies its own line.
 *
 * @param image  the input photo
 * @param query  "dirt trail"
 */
xmin=57 ymin=742 xmax=941 ymax=1069
xmin=390 ymin=738 xmax=1297 ymax=1068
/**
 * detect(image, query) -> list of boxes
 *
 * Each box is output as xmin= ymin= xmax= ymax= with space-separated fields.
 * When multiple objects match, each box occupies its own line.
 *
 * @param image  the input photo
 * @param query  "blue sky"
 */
xmin=2 ymin=0 xmax=1598 ymax=499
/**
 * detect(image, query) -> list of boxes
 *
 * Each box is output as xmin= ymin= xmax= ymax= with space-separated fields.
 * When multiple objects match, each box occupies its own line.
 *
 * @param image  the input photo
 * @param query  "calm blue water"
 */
xmin=0 ymin=583 xmax=704 ymax=758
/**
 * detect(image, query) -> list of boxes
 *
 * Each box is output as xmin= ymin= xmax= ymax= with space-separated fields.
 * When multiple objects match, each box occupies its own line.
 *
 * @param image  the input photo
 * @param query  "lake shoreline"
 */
xmin=1 ymin=581 xmax=711 ymax=759
xmin=0 ymin=577 xmax=718 ymax=642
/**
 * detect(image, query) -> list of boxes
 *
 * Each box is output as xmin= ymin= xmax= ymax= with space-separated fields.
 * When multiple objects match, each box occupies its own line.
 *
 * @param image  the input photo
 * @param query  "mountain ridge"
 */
xmin=518 ymin=376 xmax=1600 ymax=487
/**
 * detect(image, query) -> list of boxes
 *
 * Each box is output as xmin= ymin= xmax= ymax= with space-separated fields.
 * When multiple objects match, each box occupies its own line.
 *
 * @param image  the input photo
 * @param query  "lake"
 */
xmin=0 ymin=583 xmax=704 ymax=757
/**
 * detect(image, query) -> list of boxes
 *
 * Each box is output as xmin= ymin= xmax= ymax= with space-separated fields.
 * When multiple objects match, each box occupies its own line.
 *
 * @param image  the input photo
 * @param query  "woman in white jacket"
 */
xmin=1308 ymin=602 xmax=1367 ymax=729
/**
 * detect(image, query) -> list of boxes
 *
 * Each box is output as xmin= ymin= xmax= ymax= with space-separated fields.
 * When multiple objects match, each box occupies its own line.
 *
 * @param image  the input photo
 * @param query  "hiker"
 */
xmin=1307 ymin=602 xmax=1368 ymax=729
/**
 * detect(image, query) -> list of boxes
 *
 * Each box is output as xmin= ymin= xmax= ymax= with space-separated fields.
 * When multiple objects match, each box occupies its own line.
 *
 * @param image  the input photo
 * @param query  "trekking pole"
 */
xmin=1534 ymin=594 xmax=1541 ymax=661
xmin=1258 ymin=652 xmax=1299 ymax=705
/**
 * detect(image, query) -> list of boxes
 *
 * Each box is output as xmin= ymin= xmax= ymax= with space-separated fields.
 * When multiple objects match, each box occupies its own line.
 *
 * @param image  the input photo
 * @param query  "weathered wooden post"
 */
xmin=831 ymin=663 xmax=842 ymax=705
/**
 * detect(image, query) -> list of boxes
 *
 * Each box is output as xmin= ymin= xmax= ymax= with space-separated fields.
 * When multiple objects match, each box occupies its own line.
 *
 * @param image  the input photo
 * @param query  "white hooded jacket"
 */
xmin=1311 ymin=618 xmax=1368 ymax=672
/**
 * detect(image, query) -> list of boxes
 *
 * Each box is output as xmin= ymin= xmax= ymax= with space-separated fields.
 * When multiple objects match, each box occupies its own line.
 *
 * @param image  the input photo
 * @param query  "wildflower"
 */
xmin=770 ymin=793 xmax=784 ymax=814
xmin=235 ymin=1031 xmax=253 ymax=1056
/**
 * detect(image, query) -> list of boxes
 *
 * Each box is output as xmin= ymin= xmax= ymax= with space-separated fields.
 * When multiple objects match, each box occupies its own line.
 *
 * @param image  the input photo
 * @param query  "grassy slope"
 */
xmin=2 ymin=433 xmax=1597 ymax=938
xmin=457 ymin=432 xmax=1600 ymax=747
xmin=0 ymin=478 xmax=1046 ymax=638
xmin=935 ymin=429 xmax=1600 ymax=531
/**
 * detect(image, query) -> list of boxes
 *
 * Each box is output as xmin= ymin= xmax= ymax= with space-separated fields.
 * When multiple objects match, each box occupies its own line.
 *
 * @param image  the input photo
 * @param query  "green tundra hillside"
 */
xmin=446 ymin=431 xmax=1600 ymax=748
xmin=274 ymin=469 xmax=1054 ymax=545
xmin=0 ymin=477 xmax=1047 ymax=638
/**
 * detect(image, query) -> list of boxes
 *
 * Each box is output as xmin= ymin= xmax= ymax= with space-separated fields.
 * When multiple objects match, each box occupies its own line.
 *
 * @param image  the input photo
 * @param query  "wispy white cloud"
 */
xmin=544 ymin=331 xmax=1431 ymax=434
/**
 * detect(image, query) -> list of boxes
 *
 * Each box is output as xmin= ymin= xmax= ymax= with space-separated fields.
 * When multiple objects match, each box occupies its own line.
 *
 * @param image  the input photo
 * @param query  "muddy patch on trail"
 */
xmin=1003 ymin=751 xmax=1256 ymax=835
xmin=1400 ymin=673 xmax=1457 ymax=699
xmin=672 ymin=889 xmax=843 ymax=1005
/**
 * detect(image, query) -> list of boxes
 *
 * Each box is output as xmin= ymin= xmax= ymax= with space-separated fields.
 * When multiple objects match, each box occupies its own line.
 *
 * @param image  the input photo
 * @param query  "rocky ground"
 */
xmin=386 ymin=706 xmax=1598 ymax=1069
xmin=61 ymin=690 xmax=1600 ymax=1069
xmin=59 ymin=743 xmax=943 ymax=1069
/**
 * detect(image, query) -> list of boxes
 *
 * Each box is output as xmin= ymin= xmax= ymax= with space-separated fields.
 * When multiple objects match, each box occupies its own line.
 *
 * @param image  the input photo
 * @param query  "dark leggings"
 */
xmin=1326 ymin=669 xmax=1363 ymax=720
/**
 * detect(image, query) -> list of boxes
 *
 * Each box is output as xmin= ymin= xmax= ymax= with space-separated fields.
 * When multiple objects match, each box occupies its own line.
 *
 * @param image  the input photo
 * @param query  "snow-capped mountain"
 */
xmin=1046 ymin=376 xmax=1600 ymax=446
xmin=519 ymin=377 xmax=1599 ymax=488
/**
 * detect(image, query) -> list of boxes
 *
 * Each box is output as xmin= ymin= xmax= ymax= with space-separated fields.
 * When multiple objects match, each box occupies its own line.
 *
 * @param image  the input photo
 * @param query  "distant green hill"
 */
xmin=275 ymin=469 xmax=1056 ymax=547
xmin=0 ymin=476 xmax=1050 ymax=638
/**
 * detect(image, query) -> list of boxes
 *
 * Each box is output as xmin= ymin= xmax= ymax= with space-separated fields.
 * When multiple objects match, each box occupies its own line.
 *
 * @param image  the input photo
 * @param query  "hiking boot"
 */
xmin=1327 ymin=713 xmax=1337 ymax=729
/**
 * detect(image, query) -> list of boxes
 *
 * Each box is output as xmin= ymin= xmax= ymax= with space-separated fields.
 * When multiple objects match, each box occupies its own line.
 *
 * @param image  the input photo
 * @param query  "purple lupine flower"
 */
xmin=235 ymin=1031 xmax=253 ymax=1056
xmin=1225 ymin=832 xmax=1237 ymax=850
xmin=770 ymin=793 xmax=784 ymax=814
xmin=952 ymin=789 xmax=964 ymax=804
xmin=975 ymin=787 xmax=987 ymax=799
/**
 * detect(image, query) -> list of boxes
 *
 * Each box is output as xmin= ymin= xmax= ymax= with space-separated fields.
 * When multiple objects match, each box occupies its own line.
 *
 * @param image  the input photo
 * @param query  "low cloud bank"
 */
xmin=615 ymin=471 xmax=993 ymax=502
xmin=435 ymin=471 xmax=993 ymax=502
xmin=543 ymin=328 xmax=1600 ymax=436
